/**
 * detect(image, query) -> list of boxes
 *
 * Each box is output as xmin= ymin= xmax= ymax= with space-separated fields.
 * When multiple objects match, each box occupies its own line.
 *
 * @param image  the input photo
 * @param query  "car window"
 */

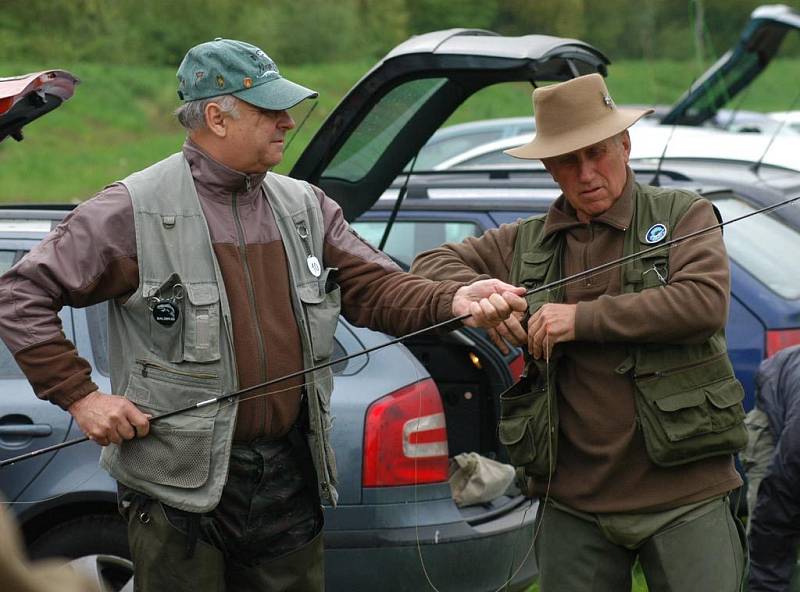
xmin=86 ymin=302 xmax=110 ymax=376
xmin=0 ymin=250 xmax=24 ymax=378
xmin=351 ymin=220 xmax=481 ymax=266
xmin=323 ymin=78 xmax=448 ymax=183
xmin=455 ymin=149 xmax=521 ymax=168
xmin=713 ymin=197 xmax=800 ymax=299
xmin=413 ymin=130 xmax=504 ymax=171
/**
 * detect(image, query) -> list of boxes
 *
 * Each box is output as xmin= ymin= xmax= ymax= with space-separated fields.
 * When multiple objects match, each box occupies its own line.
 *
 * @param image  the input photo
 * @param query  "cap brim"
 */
xmin=234 ymin=76 xmax=318 ymax=110
xmin=505 ymin=107 xmax=654 ymax=160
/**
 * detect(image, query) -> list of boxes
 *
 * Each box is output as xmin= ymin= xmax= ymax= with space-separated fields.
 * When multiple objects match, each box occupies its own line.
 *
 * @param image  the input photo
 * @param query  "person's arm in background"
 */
xmin=0 ymin=186 xmax=150 ymax=445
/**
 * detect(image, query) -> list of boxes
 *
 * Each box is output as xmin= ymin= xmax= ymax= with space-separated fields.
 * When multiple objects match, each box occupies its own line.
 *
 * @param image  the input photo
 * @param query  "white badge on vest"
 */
xmin=307 ymin=255 xmax=322 ymax=277
xmin=645 ymin=223 xmax=667 ymax=244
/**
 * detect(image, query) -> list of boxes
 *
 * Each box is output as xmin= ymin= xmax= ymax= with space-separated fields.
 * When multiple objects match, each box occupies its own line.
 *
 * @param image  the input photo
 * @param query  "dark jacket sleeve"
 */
xmin=748 ymin=360 xmax=800 ymax=591
xmin=0 ymin=185 xmax=138 ymax=409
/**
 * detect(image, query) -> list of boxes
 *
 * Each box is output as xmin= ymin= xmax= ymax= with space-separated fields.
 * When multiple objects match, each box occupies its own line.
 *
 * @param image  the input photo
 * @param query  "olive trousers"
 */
xmin=533 ymin=496 xmax=746 ymax=592
xmin=119 ymin=437 xmax=324 ymax=592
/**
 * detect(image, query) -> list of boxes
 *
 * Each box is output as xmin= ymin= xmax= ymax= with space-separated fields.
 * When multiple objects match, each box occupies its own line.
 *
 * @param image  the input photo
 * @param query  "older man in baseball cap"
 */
xmin=0 ymin=38 xmax=528 ymax=591
xmin=412 ymin=73 xmax=747 ymax=591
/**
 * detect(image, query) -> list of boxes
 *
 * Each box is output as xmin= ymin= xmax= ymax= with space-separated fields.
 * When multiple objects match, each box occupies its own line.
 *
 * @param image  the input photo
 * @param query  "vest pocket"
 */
xmin=119 ymin=423 xmax=212 ymax=489
xmin=635 ymin=371 xmax=747 ymax=466
xmin=297 ymin=270 xmax=341 ymax=362
xmin=182 ymin=283 xmax=221 ymax=363
xmin=118 ymin=365 xmax=221 ymax=488
xmin=498 ymin=378 xmax=557 ymax=478
xmin=518 ymin=251 xmax=552 ymax=289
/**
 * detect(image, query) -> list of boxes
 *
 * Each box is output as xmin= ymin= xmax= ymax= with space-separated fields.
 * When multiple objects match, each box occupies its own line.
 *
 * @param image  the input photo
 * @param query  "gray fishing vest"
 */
xmin=100 ymin=153 xmax=340 ymax=512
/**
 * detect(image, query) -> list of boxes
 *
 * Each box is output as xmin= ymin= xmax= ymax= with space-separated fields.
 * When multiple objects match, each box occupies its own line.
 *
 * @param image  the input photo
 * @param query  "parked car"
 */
xmin=428 ymin=123 xmax=800 ymax=172
xmin=0 ymin=30 xmax=613 ymax=592
xmin=357 ymin=157 xmax=800 ymax=412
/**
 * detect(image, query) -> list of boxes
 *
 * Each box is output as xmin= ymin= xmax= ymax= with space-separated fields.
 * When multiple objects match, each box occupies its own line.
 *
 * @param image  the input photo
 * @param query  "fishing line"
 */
xmin=5 ymin=191 xmax=800 ymax=470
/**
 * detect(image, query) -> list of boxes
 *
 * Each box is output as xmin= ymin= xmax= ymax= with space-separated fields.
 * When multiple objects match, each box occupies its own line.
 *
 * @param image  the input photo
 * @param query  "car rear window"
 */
xmin=351 ymin=220 xmax=480 ymax=266
xmin=0 ymin=250 xmax=24 ymax=378
xmin=322 ymin=78 xmax=448 ymax=183
xmin=713 ymin=196 xmax=800 ymax=299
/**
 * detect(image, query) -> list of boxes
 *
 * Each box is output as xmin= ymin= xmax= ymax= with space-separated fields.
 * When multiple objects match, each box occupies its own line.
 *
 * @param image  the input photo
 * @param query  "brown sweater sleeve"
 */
xmin=0 ymin=185 xmax=139 ymax=409
xmin=575 ymin=199 xmax=729 ymax=344
xmin=314 ymin=187 xmax=464 ymax=336
xmin=410 ymin=222 xmax=520 ymax=284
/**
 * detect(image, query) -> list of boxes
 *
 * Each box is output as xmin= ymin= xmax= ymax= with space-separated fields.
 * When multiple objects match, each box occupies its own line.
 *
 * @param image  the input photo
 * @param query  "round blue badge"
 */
xmin=645 ymin=223 xmax=667 ymax=244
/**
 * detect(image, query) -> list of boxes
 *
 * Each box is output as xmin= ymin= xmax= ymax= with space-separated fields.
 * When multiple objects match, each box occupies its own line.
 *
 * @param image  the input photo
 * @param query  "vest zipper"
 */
xmin=136 ymin=359 xmax=218 ymax=380
xmin=634 ymin=351 xmax=727 ymax=381
xmin=231 ymin=191 xmax=269 ymax=392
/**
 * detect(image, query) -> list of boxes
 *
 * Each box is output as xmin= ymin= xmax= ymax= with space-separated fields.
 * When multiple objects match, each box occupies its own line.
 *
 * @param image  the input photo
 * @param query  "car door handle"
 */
xmin=0 ymin=424 xmax=53 ymax=437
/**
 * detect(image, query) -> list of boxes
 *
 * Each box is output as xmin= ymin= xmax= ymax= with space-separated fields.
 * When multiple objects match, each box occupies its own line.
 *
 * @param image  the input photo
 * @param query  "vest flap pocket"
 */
xmin=653 ymin=389 xmax=706 ymax=412
xmin=185 ymin=282 xmax=220 ymax=306
xmin=298 ymin=270 xmax=341 ymax=362
xmin=519 ymin=251 xmax=552 ymax=283
xmin=498 ymin=416 xmax=529 ymax=446
xmin=183 ymin=282 xmax=221 ymax=363
xmin=521 ymin=251 xmax=552 ymax=264
xmin=705 ymin=379 xmax=744 ymax=409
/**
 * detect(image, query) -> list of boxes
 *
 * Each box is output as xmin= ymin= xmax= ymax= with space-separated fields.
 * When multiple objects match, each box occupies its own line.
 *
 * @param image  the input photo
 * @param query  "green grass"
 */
xmin=526 ymin=564 xmax=650 ymax=591
xmin=1 ymin=58 xmax=799 ymax=202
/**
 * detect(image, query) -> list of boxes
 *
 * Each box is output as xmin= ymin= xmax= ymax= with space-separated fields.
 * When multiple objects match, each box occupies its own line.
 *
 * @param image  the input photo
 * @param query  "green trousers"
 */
xmin=533 ymin=496 xmax=746 ymax=592
xmin=120 ymin=437 xmax=324 ymax=592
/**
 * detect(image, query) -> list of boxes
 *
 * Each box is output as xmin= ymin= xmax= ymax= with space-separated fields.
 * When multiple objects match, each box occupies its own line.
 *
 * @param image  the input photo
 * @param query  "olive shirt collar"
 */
xmin=541 ymin=167 xmax=636 ymax=238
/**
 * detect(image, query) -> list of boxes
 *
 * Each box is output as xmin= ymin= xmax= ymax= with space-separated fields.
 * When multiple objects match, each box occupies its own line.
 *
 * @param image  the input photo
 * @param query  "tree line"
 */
xmin=2 ymin=0 xmax=797 ymax=67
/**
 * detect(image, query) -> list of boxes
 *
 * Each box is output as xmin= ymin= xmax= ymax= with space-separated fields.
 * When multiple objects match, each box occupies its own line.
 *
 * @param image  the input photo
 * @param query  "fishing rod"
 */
xmin=4 ymin=192 xmax=799 ymax=469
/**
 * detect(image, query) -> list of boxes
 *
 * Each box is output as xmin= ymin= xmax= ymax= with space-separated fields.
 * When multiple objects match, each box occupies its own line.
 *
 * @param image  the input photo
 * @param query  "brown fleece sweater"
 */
xmin=0 ymin=141 xmax=462 ymax=442
xmin=411 ymin=171 xmax=742 ymax=513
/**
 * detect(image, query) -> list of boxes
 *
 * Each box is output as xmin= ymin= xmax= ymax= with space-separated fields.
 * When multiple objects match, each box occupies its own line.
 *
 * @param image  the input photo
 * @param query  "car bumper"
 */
xmin=323 ymin=498 xmax=538 ymax=591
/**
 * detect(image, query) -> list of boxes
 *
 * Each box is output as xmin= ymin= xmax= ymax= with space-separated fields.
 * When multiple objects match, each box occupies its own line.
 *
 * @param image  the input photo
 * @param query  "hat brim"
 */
xmin=505 ymin=107 xmax=654 ymax=160
xmin=234 ymin=76 xmax=318 ymax=110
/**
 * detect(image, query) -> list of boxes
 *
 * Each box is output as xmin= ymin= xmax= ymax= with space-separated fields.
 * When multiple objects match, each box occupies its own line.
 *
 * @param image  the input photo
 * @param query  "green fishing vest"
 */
xmin=500 ymin=183 xmax=747 ymax=479
xmin=100 ymin=153 xmax=340 ymax=512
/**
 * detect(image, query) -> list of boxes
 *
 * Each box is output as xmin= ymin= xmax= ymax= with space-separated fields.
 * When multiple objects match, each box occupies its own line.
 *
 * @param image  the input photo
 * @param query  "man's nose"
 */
xmin=576 ymin=158 xmax=594 ymax=182
xmin=279 ymin=111 xmax=296 ymax=130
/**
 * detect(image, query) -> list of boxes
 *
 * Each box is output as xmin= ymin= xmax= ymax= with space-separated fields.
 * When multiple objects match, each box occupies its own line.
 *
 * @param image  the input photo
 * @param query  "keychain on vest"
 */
xmin=643 ymin=264 xmax=668 ymax=286
xmin=149 ymin=283 xmax=184 ymax=327
xmin=296 ymin=219 xmax=322 ymax=278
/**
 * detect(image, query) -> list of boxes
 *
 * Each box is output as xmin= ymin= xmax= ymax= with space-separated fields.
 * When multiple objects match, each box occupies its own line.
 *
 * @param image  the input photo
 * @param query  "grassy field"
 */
xmin=1 ymin=57 xmax=798 ymax=202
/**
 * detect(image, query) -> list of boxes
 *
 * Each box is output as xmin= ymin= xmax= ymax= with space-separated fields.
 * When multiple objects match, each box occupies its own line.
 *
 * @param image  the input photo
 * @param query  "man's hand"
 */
xmin=68 ymin=390 xmax=151 ymax=446
xmin=487 ymin=310 xmax=527 ymax=355
xmin=528 ymin=303 xmax=577 ymax=360
xmin=452 ymin=279 xmax=528 ymax=330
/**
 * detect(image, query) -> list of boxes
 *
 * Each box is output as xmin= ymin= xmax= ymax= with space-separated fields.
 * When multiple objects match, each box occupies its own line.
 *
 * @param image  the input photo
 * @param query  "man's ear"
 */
xmin=204 ymin=103 xmax=228 ymax=138
xmin=620 ymin=130 xmax=631 ymax=162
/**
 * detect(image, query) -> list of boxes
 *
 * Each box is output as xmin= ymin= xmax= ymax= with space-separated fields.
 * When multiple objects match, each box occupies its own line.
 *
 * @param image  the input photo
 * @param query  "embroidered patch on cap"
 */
xmin=216 ymin=74 xmax=225 ymax=88
xmin=243 ymin=77 xmax=252 ymax=88
xmin=645 ymin=223 xmax=667 ymax=244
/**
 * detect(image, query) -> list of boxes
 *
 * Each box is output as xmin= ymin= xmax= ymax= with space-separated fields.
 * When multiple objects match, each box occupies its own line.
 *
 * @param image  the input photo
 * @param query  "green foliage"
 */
xmin=1 ymin=0 xmax=798 ymax=66
xmin=2 ymin=57 xmax=799 ymax=202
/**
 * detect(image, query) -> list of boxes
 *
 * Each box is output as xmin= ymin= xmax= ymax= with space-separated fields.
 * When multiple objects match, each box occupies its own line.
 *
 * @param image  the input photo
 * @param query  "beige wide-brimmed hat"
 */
xmin=505 ymin=73 xmax=653 ymax=160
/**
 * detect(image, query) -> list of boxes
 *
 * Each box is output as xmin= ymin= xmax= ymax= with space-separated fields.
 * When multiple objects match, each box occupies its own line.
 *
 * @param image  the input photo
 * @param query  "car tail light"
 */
xmin=509 ymin=351 xmax=525 ymax=381
xmin=766 ymin=329 xmax=800 ymax=358
xmin=363 ymin=379 xmax=449 ymax=487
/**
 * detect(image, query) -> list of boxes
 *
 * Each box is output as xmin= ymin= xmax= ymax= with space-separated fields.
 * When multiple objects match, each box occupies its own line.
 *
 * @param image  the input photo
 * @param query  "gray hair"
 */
xmin=174 ymin=94 xmax=240 ymax=131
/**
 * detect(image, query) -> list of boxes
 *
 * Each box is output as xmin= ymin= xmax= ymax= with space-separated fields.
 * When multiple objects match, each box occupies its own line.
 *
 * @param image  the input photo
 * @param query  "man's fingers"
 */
xmin=502 ymin=291 xmax=529 ymax=313
xmin=487 ymin=328 xmax=511 ymax=355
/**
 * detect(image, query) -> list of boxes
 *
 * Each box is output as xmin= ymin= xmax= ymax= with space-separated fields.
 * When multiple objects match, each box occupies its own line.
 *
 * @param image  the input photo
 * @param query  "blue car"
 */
xmin=351 ymin=160 xmax=800 ymax=412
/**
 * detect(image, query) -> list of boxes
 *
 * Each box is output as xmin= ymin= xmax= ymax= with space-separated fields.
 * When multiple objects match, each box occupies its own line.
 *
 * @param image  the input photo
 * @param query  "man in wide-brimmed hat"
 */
xmin=0 ymin=38 xmax=527 ymax=591
xmin=412 ymin=73 xmax=747 ymax=591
